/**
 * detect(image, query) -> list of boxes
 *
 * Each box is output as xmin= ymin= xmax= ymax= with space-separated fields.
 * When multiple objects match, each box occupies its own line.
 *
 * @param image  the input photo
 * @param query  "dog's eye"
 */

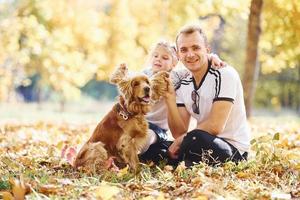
xmin=132 ymin=81 xmax=140 ymax=87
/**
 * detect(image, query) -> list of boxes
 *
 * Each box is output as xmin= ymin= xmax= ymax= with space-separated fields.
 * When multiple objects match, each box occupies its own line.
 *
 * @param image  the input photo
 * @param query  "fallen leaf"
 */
xmin=39 ymin=184 xmax=61 ymax=195
xmin=93 ymin=182 xmax=121 ymax=200
xmin=191 ymin=177 xmax=202 ymax=186
xmin=271 ymin=192 xmax=291 ymax=199
xmin=236 ymin=172 xmax=253 ymax=179
xmin=164 ymin=165 xmax=173 ymax=172
xmin=193 ymin=195 xmax=209 ymax=200
xmin=0 ymin=191 xmax=14 ymax=200
xmin=117 ymin=165 xmax=129 ymax=178
xmin=9 ymin=176 xmax=28 ymax=200
xmin=175 ymin=162 xmax=187 ymax=175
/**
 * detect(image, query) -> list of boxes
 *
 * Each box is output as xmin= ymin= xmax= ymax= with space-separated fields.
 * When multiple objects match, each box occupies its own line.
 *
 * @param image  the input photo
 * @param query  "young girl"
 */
xmin=139 ymin=40 xmax=225 ymax=164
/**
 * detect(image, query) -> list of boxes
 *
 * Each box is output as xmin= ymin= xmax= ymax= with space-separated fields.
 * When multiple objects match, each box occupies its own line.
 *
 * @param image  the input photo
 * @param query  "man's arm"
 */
xmin=197 ymin=100 xmax=233 ymax=135
xmin=167 ymin=104 xmax=190 ymax=139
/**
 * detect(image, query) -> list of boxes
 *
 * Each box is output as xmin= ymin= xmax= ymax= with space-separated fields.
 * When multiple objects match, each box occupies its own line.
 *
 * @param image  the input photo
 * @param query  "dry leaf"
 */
xmin=93 ymin=182 xmax=121 ymax=200
xmin=9 ymin=176 xmax=28 ymax=200
xmin=0 ymin=191 xmax=14 ymax=200
xmin=175 ymin=162 xmax=187 ymax=174
xmin=39 ymin=184 xmax=61 ymax=195
xmin=117 ymin=165 xmax=129 ymax=178
xmin=191 ymin=177 xmax=202 ymax=186
xmin=236 ymin=172 xmax=253 ymax=179
xmin=164 ymin=165 xmax=173 ymax=172
xmin=193 ymin=195 xmax=209 ymax=200
xmin=271 ymin=192 xmax=291 ymax=199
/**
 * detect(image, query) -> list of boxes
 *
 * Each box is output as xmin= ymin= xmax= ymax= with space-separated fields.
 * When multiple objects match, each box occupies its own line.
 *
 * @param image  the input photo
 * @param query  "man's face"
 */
xmin=177 ymin=31 xmax=209 ymax=73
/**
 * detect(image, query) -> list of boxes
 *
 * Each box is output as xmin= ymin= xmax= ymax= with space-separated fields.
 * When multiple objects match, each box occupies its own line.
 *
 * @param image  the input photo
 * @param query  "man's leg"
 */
xmin=178 ymin=129 xmax=247 ymax=166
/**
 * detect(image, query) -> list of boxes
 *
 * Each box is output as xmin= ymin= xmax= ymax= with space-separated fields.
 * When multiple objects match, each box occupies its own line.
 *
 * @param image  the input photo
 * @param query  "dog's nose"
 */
xmin=144 ymin=86 xmax=150 ymax=93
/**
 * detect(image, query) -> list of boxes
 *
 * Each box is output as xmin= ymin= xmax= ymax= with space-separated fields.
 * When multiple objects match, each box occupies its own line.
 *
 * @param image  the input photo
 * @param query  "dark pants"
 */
xmin=139 ymin=122 xmax=170 ymax=164
xmin=140 ymin=129 xmax=247 ymax=167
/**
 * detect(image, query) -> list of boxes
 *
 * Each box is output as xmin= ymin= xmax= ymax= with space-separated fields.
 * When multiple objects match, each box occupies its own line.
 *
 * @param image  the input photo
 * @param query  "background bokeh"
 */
xmin=0 ymin=0 xmax=299 ymax=121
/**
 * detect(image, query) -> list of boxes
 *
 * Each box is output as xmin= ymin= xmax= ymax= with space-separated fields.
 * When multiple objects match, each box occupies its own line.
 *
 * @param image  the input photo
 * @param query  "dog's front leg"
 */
xmin=117 ymin=135 xmax=139 ymax=172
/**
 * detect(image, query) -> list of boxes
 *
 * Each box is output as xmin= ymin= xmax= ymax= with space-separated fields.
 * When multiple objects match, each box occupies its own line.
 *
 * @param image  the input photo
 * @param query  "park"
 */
xmin=0 ymin=0 xmax=299 ymax=199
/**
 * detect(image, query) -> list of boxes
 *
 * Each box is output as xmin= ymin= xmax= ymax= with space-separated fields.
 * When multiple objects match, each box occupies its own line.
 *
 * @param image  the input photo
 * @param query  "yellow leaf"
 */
xmin=94 ymin=182 xmax=121 ymax=200
xmin=0 ymin=191 xmax=14 ymax=200
xmin=163 ymin=165 xmax=173 ymax=172
xmin=236 ymin=172 xmax=252 ymax=179
xmin=175 ymin=161 xmax=187 ymax=174
xmin=191 ymin=177 xmax=202 ymax=186
xmin=56 ymin=141 xmax=65 ymax=150
xmin=295 ymin=163 xmax=300 ymax=170
xmin=157 ymin=192 xmax=166 ymax=200
xmin=117 ymin=165 xmax=129 ymax=178
xmin=9 ymin=176 xmax=27 ymax=200
xmin=193 ymin=195 xmax=209 ymax=200
xmin=39 ymin=184 xmax=60 ymax=195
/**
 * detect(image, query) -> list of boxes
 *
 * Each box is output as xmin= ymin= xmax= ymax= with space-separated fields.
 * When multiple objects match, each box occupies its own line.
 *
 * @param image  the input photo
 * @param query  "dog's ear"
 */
xmin=150 ymin=71 xmax=170 ymax=101
xmin=118 ymin=79 xmax=133 ymax=101
xmin=110 ymin=63 xmax=128 ymax=84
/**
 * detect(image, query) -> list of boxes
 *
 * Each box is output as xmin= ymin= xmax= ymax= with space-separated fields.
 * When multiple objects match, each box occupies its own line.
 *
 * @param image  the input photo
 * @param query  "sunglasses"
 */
xmin=191 ymin=90 xmax=200 ymax=114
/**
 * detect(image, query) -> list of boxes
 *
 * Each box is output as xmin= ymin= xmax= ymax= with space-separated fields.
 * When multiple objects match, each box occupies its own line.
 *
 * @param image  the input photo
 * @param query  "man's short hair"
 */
xmin=175 ymin=24 xmax=209 ymax=49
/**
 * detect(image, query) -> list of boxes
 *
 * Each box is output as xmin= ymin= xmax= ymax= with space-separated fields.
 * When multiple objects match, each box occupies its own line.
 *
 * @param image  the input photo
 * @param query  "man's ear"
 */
xmin=118 ymin=79 xmax=133 ymax=100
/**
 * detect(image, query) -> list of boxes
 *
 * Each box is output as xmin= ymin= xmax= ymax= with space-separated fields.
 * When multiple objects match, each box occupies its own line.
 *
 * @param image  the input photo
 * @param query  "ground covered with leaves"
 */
xmin=0 ymin=117 xmax=299 ymax=199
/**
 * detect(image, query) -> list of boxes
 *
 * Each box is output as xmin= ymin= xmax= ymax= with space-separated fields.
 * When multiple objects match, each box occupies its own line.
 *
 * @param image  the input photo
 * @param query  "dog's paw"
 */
xmin=110 ymin=63 xmax=128 ymax=84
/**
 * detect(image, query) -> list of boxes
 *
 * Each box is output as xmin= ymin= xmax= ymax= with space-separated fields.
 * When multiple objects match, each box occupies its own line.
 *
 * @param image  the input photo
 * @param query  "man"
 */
xmin=165 ymin=24 xmax=250 ymax=166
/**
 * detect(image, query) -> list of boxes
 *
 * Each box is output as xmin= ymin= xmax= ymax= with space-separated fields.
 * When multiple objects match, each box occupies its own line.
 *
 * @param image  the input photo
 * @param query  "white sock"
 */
xmin=140 ymin=129 xmax=157 ymax=154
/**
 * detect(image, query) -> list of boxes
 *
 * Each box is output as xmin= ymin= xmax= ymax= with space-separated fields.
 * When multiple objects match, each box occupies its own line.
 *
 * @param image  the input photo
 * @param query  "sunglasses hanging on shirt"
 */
xmin=191 ymin=90 xmax=200 ymax=114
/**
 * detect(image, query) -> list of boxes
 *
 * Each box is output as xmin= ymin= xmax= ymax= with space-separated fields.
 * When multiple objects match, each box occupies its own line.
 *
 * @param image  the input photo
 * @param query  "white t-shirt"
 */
xmin=174 ymin=65 xmax=251 ymax=152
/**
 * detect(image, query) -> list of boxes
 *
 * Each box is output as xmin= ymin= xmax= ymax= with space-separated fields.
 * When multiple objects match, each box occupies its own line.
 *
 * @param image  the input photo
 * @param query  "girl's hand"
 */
xmin=209 ymin=53 xmax=226 ymax=69
xmin=168 ymin=134 xmax=185 ymax=159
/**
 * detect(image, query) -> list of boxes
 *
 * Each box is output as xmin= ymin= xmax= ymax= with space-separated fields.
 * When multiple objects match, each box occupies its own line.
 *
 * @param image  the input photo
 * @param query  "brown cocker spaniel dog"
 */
xmin=73 ymin=64 xmax=169 ymax=172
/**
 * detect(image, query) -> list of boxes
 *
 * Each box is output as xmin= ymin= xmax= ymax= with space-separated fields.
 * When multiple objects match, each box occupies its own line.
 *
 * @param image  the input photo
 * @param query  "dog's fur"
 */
xmin=73 ymin=64 xmax=169 ymax=171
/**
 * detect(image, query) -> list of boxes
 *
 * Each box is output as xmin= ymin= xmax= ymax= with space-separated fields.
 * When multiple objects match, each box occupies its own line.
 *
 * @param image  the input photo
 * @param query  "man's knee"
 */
xmin=181 ymin=129 xmax=213 ymax=148
xmin=179 ymin=129 xmax=232 ymax=165
xmin=179 ymin=130 xmax=211 ymax=159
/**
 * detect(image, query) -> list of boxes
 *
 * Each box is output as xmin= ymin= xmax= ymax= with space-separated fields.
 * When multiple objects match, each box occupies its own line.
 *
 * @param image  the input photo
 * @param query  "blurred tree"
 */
xmin=246 ymin=0 xmax=300 ymax=115
xmin=103 ymin=0 xmax=143 ymax=74
xmin=260 ymin=0 xmax=300 ymax=74
xmin=0 ymin=0 xmax=108 ymax=104
xmin=243 ymin=0 xmax=263 ymax=118
xmin=0 ymin=0 xmax=299 ymax=114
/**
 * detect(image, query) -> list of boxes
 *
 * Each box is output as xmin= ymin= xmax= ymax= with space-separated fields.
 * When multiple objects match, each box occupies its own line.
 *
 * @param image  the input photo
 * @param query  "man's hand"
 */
xmin=209 ymin=53 xmax=226 ymax=69
xmin=168 ymin=134 xmax=186 ymax=159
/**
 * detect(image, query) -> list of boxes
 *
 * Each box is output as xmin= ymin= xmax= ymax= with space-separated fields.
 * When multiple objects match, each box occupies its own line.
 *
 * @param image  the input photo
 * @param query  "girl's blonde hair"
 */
xmin=149 ymin=40 xmax=178 ymax=66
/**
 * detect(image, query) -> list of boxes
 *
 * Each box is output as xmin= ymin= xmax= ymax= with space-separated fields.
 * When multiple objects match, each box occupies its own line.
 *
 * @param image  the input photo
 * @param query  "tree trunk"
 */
xmin=242 ymin=0 xmax=263 ymax=118
xmin=199 ymin=14 xmax=226 ymax=54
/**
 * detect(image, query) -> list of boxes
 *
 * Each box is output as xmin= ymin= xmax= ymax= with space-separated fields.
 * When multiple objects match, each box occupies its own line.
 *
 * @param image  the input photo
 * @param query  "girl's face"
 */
xmin=151 ymin=45 xmax=175 ymax=73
